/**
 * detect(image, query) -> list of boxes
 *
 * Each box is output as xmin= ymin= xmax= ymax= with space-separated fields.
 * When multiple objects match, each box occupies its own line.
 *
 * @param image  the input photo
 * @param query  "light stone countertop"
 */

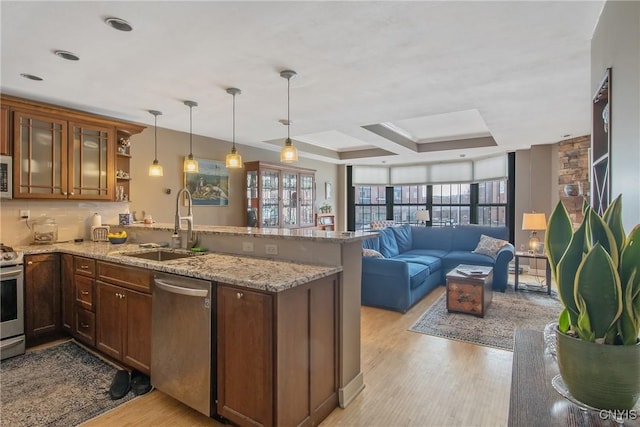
xmin=109 ymin=223 xmax=377 ymax=243
xmin=17 ymin=242 xmax=342 ymax=293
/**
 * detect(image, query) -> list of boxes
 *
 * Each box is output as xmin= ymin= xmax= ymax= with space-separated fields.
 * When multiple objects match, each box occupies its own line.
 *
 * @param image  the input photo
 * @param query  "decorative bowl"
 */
xmin=108 ymin=237 xmax=127 ymax=244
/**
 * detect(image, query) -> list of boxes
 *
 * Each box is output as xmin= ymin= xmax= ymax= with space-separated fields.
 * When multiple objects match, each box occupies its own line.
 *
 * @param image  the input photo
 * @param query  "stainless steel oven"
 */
xmin=1 ymin=245 xmax=25 ymax=360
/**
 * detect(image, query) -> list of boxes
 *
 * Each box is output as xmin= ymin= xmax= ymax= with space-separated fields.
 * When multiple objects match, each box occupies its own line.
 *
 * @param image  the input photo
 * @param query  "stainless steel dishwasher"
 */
xmin=152 ymin=272 xmax=215 ymax=416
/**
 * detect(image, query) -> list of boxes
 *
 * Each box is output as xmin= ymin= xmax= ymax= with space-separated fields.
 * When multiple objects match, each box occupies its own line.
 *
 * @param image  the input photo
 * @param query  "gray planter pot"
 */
xmin=556 ymin=328 xmax=640 ymax=410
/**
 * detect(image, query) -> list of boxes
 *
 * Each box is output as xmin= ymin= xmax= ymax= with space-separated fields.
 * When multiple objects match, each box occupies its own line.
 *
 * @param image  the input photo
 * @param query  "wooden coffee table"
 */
xmin=446 ymin=265 xmax=493 ymax=317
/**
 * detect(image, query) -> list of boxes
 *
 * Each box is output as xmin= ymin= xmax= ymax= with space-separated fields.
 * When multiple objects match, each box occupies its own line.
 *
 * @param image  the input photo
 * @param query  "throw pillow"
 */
xmin=362 ymin=248 xmax=384 ymax=258
xmin=472 ymin=234 xmax=509 ymax=258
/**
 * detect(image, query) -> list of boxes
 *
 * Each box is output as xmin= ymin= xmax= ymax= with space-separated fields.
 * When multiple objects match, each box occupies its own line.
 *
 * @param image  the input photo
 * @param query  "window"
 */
xmin=431 ymin=184 xmax=471 ymax=227
xmin=392 ymin=185 xmax=428 ymax=224
xmin=477 ymin=180 xmax=507 ymax=226
xmin=351 ymin=179 xmax=508 ymax=231
xmin=354 ymin=185 xmax=386 ymax=231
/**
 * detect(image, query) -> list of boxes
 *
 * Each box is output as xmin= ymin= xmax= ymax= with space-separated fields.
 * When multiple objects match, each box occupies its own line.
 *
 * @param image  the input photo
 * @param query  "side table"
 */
xmin=514 ymin=251 xmax=551 ymax=295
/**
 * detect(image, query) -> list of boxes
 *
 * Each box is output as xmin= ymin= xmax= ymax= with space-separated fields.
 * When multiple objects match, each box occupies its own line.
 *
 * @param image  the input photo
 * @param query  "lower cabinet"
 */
xmin=60 ymin=254 xmax=74 ymax=333
xmin=95 ymin=261 xmax=152 ymax=375
xmin=217 ymin=274 xmax=339 ymax=427
xmin=25 ymin=254 xmax=61 ymax=346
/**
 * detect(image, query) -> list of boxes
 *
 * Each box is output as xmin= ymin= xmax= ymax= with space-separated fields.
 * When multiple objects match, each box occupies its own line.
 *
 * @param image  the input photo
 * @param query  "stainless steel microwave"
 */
xmin=0 ymin=155 xmax=12 ymax=199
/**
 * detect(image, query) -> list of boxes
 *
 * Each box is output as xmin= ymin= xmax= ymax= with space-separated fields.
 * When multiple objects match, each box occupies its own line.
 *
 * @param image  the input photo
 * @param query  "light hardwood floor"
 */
xmin=84 ymin=272 xmax=554 ymax=427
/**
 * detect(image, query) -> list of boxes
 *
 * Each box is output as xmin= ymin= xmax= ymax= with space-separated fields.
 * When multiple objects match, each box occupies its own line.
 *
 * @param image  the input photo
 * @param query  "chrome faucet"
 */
xmin=175 ymin=187 xmax=196 ymax=250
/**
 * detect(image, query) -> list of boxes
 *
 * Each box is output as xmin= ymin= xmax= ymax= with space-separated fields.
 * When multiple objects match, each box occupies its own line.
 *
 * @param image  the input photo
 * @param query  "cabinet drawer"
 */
xmin=75 ymin=275 xmax=94 ymax=311
xmin=75 ymin=257 xmax=96 ymax=277
xmin=75 ymin=308 xmax=95 ymax=346
xmin=97 ymin=261 xmax=153 ymax=293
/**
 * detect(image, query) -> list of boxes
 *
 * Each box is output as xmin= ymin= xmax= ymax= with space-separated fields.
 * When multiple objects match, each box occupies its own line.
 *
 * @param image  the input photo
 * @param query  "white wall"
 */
xmin=591 ymin=0 xmax=640 ymax=231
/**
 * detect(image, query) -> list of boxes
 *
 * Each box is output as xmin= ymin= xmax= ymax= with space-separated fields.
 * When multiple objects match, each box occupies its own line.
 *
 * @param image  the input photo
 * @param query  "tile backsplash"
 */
xmin=0 ymin=199 xmax=131 ymax=246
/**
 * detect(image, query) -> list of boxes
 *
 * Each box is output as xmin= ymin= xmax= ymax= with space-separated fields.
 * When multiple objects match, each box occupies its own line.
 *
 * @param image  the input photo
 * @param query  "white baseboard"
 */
xmin=339 ymin=371 xmax=365 ymax=408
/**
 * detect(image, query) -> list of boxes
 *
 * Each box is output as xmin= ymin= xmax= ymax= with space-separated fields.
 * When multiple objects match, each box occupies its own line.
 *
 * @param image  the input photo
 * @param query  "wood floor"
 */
xmin=83 ymin=271 xmax=554 ymax=427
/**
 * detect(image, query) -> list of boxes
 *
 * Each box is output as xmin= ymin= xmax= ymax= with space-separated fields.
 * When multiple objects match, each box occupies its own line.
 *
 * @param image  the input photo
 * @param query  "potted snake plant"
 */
xmin=545 ymin=195 xmax=640 ymax=410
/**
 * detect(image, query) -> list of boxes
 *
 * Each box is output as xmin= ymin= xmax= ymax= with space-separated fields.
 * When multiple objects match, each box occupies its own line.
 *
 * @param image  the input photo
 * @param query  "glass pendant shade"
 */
xmin=225 ymin=87 xmax=243 ymax=169
xmin=280 ymin=70 xmax=298 ymax=163
xmin=225 ymin=147 xmax=242 ymax=169
xmin=184 ymin=155 xmax=198 ymax=173
xmin=280 ymin=138 xmax=298 ymax=163
xmin=148 ymin=110 xmax=163 ymax=177
xmin=183 ymin=100 xmax=199 ymax=173
xmin=149 ymin=160 xmax=163 ymax=177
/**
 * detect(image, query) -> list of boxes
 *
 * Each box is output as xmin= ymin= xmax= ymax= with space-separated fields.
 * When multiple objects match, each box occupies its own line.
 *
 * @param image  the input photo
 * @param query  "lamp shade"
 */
xmin=416 ymin=210 xmax=430 ymax=222
xmin=280 ymin=139 xmax=298 ymax=163
xmin=522 ymin=212 xmax=547 ymax=230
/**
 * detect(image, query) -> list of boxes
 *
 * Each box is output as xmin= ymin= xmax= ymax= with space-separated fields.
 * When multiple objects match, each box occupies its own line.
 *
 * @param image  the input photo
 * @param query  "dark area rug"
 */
xmin=409 ymin=286 xmax=563 ymax=351
xmin=0 ymin=340 xmax=137 ymax=426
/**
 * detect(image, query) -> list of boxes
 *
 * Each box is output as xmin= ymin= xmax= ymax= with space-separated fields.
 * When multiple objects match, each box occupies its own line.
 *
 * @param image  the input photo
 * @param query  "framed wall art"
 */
xmin=184 ymin=158 xmax=229 ymax=206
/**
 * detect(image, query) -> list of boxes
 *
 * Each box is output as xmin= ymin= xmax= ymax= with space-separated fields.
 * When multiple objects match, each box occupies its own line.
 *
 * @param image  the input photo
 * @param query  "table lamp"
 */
xmin=522 ymin=212 xmax=547 ymax=254
xmin=416 ymin=210 xmax=430 ymax=226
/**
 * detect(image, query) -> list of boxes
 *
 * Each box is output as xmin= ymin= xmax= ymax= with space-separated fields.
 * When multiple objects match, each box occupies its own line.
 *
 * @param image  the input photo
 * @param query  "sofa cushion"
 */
xmin=393 ymin=253 xmax=442 ymax=273
xmin=378 ymin=228 xmax=400 ymax=258
xmin=472 ymin=234 xmax=509 ymax=258
xmin=411 ymin=226 xmax=454 ymax=251
xmin=452 ymin=225 xmax=509 ymax=251
xmin=443 ymin=251 xmax=495 ymax=269
xmin=363 ymin=248 xmax=384 ymax=258
xmin=362 ymin=236 xmax=380 ymax=252
xmin=391 ymin=224 xmax=413 ymax=253
xmin=407 ymin=262 xmax=429 ymax=290
xmin=370 ymin=220 xmax=395 ymax=230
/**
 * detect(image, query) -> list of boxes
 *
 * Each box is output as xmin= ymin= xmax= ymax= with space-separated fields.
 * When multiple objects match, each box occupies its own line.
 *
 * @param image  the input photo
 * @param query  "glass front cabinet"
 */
xmin=244 ymin=161 xmax=315 ymax=229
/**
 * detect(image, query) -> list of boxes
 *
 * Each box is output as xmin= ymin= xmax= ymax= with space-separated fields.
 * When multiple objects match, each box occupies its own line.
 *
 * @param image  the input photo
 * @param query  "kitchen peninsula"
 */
xmin=18 ymin=226 xmax=372 ymax=425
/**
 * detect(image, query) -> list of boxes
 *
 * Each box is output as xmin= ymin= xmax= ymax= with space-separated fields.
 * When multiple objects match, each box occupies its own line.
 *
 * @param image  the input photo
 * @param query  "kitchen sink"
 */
xmin=124 ymin=250 xmax=196 ymax=262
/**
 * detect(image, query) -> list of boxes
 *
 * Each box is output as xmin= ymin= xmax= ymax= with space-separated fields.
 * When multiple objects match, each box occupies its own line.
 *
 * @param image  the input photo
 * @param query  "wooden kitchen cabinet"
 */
xmin=96 ymin=261 xmax=152 ymax=374
xmin=244 ymin=161 xmax=315 ymax=229
xmin=217 ymin=274 xmax=339 ymax=427
xmin=24 ymin=253 xmax=61 ymax=346
xmin=60 ymin=253 xmax=74 ymax=333
xmin=1 ymin=105 xmax=10 ymax=155
xmin=2 ymin=95 xmax=144 ymax=201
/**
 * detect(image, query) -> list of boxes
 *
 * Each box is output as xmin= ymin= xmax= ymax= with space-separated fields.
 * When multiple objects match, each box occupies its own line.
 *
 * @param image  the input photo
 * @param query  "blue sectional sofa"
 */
xmin=361 ymin=224 xmax=514 ymax=312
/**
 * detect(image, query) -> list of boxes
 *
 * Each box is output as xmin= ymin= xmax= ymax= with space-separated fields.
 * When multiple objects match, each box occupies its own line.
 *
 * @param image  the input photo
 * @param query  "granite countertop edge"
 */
xmin=18 ymin=242 xmax=343 ymax=293
xmin=106 ymin=223 xmax=378 ymax=243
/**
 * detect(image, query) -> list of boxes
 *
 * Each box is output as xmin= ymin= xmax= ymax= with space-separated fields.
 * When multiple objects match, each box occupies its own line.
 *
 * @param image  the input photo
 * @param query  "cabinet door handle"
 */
xmin=27 ymin=261 xmax=33 ymax=265
xmin=80 ymin=265 xmax=89 ymax=269
xmin=62 ymin=191 xmax=68 ymax=196
xmin=81 ymin=291 xmax=89 ymax=295
xmin=236 ymin=292 xmax=244 ymax=299
xmin=80 ymin=322 xmax=89 ymax=329
xmin=70 ymin=192 xmax=75 ymax=196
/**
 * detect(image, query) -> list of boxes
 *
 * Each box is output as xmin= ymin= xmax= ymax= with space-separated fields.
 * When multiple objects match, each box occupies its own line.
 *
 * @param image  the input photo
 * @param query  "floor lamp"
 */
xmin=522 ymin=212 xmax=547 ymax=254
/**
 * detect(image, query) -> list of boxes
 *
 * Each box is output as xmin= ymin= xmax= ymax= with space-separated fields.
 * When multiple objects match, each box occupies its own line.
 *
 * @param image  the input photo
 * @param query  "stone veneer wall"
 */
xmin=558 ymin=135 xmax=590 ymax=226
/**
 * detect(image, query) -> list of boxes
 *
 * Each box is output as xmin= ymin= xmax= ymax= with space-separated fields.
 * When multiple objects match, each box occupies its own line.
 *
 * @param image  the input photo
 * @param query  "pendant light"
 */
xmin=225 ymin=87 xmax=243 ymax=169
xmin=280 ymin=69 xmax=298 ymax=163
xmin=183 ymin=100 xmax=199 ymax=173
xmin=148 ymin=110 xmax=164 ymax=177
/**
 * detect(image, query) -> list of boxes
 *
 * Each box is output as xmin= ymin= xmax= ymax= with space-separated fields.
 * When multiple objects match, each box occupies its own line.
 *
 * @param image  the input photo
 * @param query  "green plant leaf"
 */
xmin=582 ymin=198 xmax=590 ymax=214
xmin=575 ymin=293 xmax=595 ymax=342
xmin=619 ymin=271 xmax=639 ymax=345
xmin=546 ymin=201 xmax=573 ymax=282
xmin=558 ymin=308 xmax=570 ymax=333
xmin=585 ymin=208 xmax=619 ymax=269
xmin=556 ymin=219 xmax=587 ymax=326
xmin=620 ymin=225 xmax=640 ymax=303
xmin=603 ymin=195 xmax=626 ymax=255
xmin=574 ymin=244 xmax=623 ymax=341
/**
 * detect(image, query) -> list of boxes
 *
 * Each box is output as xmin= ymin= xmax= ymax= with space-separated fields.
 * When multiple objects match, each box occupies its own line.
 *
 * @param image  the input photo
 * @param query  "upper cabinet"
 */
xmin=1 ymin=105 xmax=10 ymax=155
xmin=245 ymin=161 xmax=315 ymax=229
xmin=2 ymin=95 xmax=144 ymax=201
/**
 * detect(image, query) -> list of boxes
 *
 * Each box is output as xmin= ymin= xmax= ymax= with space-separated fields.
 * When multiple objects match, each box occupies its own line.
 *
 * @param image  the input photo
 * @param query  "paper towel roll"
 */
xmin=91 ymin=213 xmax=102 ymax=227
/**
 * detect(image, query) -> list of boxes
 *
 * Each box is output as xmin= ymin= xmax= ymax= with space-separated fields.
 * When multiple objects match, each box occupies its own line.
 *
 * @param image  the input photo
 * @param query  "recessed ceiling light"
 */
xmin=562 ymin=134 xmax=571 ymax=138
xmin=279 ymin=119 xmax=292 ymax=125
xmin=20 ymin=73 xmax=43 ymax=81
xmin=54 ymin=50 xmax=79 ymax=61
xmin=105 ymin=17 xmax=133 ymax=32
xmin=460 ymin=154 xmax=466 ymax=158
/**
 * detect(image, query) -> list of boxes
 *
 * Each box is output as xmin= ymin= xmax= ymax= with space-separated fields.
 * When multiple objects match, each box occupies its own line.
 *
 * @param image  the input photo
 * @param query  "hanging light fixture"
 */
xmin=225 ymin=87 xmax=243 ymax=169
xmin=183 ymin=100 xmax=199 ymax=173
xmin=148 ymin=110 xmax=164 ymax=177
xmin=280 ymin=69 xmax=298 ymax=163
